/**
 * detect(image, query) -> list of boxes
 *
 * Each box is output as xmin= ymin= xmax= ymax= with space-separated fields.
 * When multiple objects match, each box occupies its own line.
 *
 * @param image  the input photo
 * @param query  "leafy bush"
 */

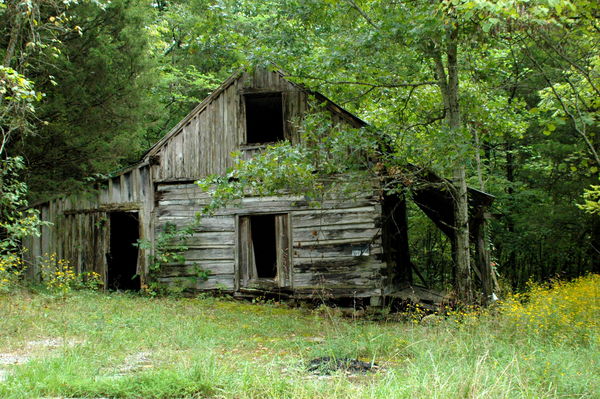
xmin=0 ymin=156 xmax=48 ymax=294
xmin=578 ymin=184 xmax=600 ymax=214
xmin=0 ymin=157 xmax=47 ymax=254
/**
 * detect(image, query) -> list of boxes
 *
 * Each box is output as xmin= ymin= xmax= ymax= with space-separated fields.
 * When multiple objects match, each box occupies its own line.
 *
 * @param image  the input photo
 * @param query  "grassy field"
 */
xmin=0 ymin=275 xmax=598 ymax=399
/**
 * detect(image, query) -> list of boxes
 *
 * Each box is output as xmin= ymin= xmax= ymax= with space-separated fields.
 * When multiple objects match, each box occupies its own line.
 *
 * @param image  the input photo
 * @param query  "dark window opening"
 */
xmin=245 ymin=92 xmax=284 ymax=144
xmin=107 ymin=211 xmax=140 ymax=291
xmin=250 ymin=214 xmax=277 ymax=278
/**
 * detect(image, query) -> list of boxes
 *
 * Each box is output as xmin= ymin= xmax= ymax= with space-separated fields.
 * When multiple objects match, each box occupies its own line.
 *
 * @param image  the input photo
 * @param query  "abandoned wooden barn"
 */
xmin=23 ymin=68 xmax=493 ymax=303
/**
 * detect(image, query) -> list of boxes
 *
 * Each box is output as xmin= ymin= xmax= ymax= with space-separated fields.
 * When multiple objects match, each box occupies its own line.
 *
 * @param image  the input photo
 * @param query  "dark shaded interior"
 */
xmin=250 ymin=214 xmax=277 ymax=278
xmin=245 ymin=92 xmax=284 ymax=144
xmin=382 ymin=192 xmax=413 ymax=285
xmin=412 ymin=185 xmax=494 ymax=239
xmin=108 ymin=211 xmax=140 ymax=290
xmin=380 ymin=171 xmax=495 ymax=292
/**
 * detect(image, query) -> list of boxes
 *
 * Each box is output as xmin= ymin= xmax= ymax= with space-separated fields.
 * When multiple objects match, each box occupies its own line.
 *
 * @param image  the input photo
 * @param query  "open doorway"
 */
xmin=251 ymin=214 xmax=278 ymax=278
xmin=107 ymin=211 xmax=140 ymax=291
xmin=238 ymin=213 xmax=290 ymax=288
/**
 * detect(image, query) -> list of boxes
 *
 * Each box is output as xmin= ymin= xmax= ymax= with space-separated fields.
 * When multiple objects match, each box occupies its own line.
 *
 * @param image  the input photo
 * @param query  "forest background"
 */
xmin=1 ymin=0 xmax=598 ymax=291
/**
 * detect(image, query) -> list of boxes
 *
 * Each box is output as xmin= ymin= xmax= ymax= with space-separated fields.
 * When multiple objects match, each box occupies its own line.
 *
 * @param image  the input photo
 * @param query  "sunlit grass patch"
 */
xmin=0 ymin=276 xmax=598 ymax=398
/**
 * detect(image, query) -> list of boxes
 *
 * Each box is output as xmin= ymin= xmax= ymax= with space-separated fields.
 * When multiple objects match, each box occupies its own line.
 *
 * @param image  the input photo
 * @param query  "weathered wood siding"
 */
xmin=23 ymin=166 xmax=154 ymax=283
xmin=23 ymin=68 xmax=375 ymax=298
xmin=154 ymin=183 xmax=385 ymax=297
xmin=146 ymin=69 xmax=362 ymax=182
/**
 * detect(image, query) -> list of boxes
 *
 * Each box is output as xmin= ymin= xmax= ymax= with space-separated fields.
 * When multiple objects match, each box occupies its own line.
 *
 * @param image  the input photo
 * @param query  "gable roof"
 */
xmin=141 ymin=68 xmax=366 ymax=161
xmin=143 ymin=70 xmax=243 ymax=159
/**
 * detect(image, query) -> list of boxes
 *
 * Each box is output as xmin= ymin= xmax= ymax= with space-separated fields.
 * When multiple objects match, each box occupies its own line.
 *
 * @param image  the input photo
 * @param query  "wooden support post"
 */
xmin=473 ymin=216 xmax=493 ymax=303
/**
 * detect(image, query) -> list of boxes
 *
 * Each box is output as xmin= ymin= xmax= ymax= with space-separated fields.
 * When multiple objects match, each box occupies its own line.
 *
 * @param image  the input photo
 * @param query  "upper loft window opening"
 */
xmin=244 ymin=92 xmax=284 ymax=144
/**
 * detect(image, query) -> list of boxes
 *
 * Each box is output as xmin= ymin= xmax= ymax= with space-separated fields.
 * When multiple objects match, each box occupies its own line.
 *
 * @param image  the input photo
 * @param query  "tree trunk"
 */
xmin=432 ymin=24 xmax=473 ymax=303
xmin=447 ymin=25 xmax=472 ymax=303
xmin=452 ymin=163 xmax=472 ymax=303
xmin=505 ymin=141 xmax=517 ymax=287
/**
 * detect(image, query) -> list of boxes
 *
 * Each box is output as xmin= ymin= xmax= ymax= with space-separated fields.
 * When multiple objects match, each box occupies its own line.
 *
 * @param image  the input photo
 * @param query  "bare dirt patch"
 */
xmin=0 ymin=337 xmax=85 ymax=382
xmin=100 ymin=351 xmax=154 ymax=378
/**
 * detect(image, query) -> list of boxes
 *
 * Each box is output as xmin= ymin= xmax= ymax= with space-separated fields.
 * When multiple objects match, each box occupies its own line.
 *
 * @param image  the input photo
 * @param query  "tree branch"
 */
xmin=344 ymin=0 xmax=379 ymax=30
xmin=288 ymin=74 xmax=437 ymax=89
xmin=405 ymin=109 xmax=447 ymax=131
xmin=522 ymin=46 xmax=600 ymax=167
xmin=534 ymin=31 xmax=600 ymax=99
xmin=429 ymin=41 xmax=449 ymax=109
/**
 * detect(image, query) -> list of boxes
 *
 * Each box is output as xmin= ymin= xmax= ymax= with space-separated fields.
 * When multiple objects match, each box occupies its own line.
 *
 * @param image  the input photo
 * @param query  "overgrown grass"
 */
xmin=0 ymin=275 xmax=598 ymax=398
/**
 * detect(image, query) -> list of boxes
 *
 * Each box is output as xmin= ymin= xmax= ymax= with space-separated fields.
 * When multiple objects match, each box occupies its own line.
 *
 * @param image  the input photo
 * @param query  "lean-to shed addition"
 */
xmin=24 ymin=68 xmax=493 ymax=303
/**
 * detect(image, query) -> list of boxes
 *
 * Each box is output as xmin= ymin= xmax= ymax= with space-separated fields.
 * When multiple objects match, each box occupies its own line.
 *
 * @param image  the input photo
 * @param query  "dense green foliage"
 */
xmin=1 ymin=0 xmax=598 ymax=289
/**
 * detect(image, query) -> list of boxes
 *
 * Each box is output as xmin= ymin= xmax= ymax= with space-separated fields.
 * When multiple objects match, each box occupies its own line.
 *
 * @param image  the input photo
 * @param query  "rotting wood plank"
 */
xmin=293 ymin=256 xmax=383 ymax=271
xmin=295 ymin=221 xmax=377 ymax=233
xmin=236 ymin=77 xmax=245 ymax=145
xmin=175 ymin=132 xmax=183 ymax=178
xmin=165 ymin=137 xmax=174 ymax=180
xmin=276 ymin=213 xmax=291 ymax=287
xmin=160 ymin=261 xmax=235 ymax=277
xmin=208 ymin=98 xmax=216 ymax=176
xmin=291 ymin=209 xmax=377 ymax=228
xmin=198 ymin=103 xmax=208 ymax=177
xmin=180 ymin=123 xmax=187 ymax=177
xmin=294 ymin=273 xmax=380 ymax=287
xmin=155 ymin=198 xmax=378 ymax=214
xmin=63 ymin=202 xmax=141 ymax=215
xmin=177 ymin=247 xmax=235 ymax=261
xmin=292 ymin=244 xmax=382 ymax=259
xmin=156 ymin=217 xmax=234 ymax=232
xmin=218 ymin=93 xmax=228 ymax=174
xmin=188 ymin=120 xmax=197 ymax=177
xmin=107 ymin=179 xmax=114 ymax=202
xmin=225 ymin=83 xmax=236 ymax=170
xmin=111 ymin=177 xmax=121 ymax=203
xmin=187 ymin=117 xmax=195 ymax=178
xmin=157 ymin=275 xmax=234 ymax=290
xmin=290 ymin=287 xmax=382 ymax=298
xmin=119 ymin=175 xmax=126 ymax=203
xmin=155 ymin=204 xmax=376 ymax=219
xmin=292 ymin=274 xmax=380 ymax=288
xmin=155 ymin=183 xmax=375 ymax=202
xmin=164 ymin=231 xmax=235 ymax=247
xmin=294 ymin=227 xmax=380 ymax=243
xmin=294 ymin=237 xmax=378 ymax=247
xmin=193 ymin=115 xmax=202 ymax=177
xmin=140 ymin=167 xmax=149 ymax=198
xmin=219 ymin=86 xmax=227 ymax=174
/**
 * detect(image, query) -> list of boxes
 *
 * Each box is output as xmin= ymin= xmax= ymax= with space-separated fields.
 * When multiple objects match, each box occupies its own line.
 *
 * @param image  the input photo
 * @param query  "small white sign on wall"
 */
xmin=352 ymin=245 xmax=370 ymax=257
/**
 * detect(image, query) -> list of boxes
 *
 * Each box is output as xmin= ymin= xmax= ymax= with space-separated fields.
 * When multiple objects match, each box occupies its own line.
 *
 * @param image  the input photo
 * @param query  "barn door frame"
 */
xmin=106 ymin=210 xmax=141 ymax=291
xmin=236 ymin=213 xmax=292 ymax=290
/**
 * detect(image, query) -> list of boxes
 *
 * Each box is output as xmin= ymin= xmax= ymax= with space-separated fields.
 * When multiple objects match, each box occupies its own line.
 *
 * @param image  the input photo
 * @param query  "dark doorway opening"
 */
xmin=107 ymin=211 xmax=140 ymax=291
xmin=244 ymin=92 xmax=284 ymax=144
xmin=238 ymin=213 xmax=290 ymax=288
xmin=250 ymin=214 xmax=277 ymax=278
